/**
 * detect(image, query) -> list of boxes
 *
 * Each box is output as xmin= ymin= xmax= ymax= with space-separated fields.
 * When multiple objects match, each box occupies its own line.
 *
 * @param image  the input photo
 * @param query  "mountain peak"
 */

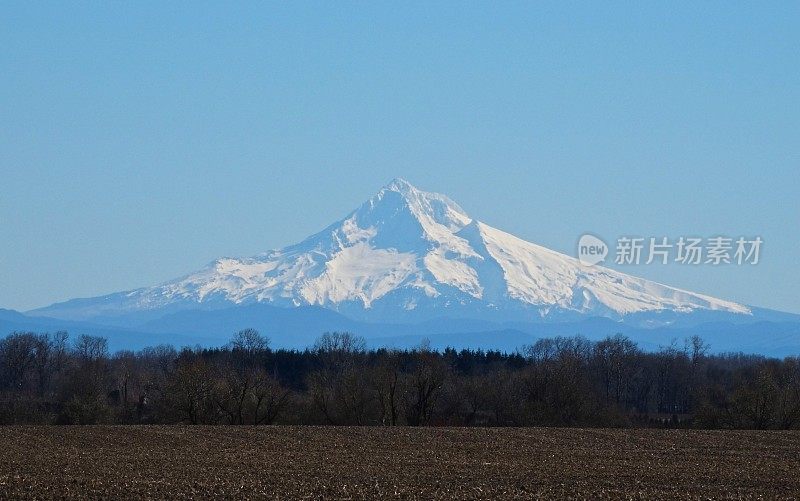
xmin=364 ymin=179 xmax=471 ymax=236
xmin=30 ymin=180 xmax=754 ymax=326
xmin=383 ymin=177 xmax=416 ymax=193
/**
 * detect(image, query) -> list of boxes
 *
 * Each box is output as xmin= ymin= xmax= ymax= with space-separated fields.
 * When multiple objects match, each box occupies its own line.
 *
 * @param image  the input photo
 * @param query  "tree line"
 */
xmin=1 ymin=329 xmax=798 ymax=429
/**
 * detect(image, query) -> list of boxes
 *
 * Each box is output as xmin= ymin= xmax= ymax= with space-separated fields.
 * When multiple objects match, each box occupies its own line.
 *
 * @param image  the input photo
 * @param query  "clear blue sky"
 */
xmin=1 ymin=2 xmax=798 ymax=313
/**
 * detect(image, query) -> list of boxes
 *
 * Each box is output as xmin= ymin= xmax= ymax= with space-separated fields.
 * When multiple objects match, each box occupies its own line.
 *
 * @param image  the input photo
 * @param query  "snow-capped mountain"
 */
xmin=33 ymin=178 xmax=751 ymax=324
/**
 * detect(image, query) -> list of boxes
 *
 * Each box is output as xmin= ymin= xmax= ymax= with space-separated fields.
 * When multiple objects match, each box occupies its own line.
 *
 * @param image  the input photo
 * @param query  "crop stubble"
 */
xmin=0 ymin=426 xmax=798 ymax=499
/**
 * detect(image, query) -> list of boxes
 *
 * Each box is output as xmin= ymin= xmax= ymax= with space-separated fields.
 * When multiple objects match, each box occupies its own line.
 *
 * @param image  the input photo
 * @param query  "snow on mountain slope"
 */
xmin=472 ymin=222 xmax=747 ymax=315
xmin=31 ymin=178 xmax=751 ymax=323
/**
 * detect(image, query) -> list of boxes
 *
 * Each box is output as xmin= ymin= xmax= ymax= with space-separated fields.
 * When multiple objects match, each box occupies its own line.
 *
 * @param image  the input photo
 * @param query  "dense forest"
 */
xmin=1 ymin=329 xmax=798 ymax=429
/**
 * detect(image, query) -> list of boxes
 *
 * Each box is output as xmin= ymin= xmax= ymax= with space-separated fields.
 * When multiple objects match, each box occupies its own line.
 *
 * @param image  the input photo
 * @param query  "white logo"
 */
xmin=578 ymin=234 xmax=608 ymax=266
xmin=577 ymin=234 xmax=762 ymax=266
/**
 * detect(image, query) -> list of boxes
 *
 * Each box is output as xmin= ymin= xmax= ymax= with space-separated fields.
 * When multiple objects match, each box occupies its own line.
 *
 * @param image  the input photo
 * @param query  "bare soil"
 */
xmin=0 ymin=426 xmax=798 ymax=499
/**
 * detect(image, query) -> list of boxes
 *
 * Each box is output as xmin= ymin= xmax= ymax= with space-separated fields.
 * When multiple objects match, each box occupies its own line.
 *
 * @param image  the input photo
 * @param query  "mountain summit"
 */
xmin=33 ymin=179 xmax=750 ymax=324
